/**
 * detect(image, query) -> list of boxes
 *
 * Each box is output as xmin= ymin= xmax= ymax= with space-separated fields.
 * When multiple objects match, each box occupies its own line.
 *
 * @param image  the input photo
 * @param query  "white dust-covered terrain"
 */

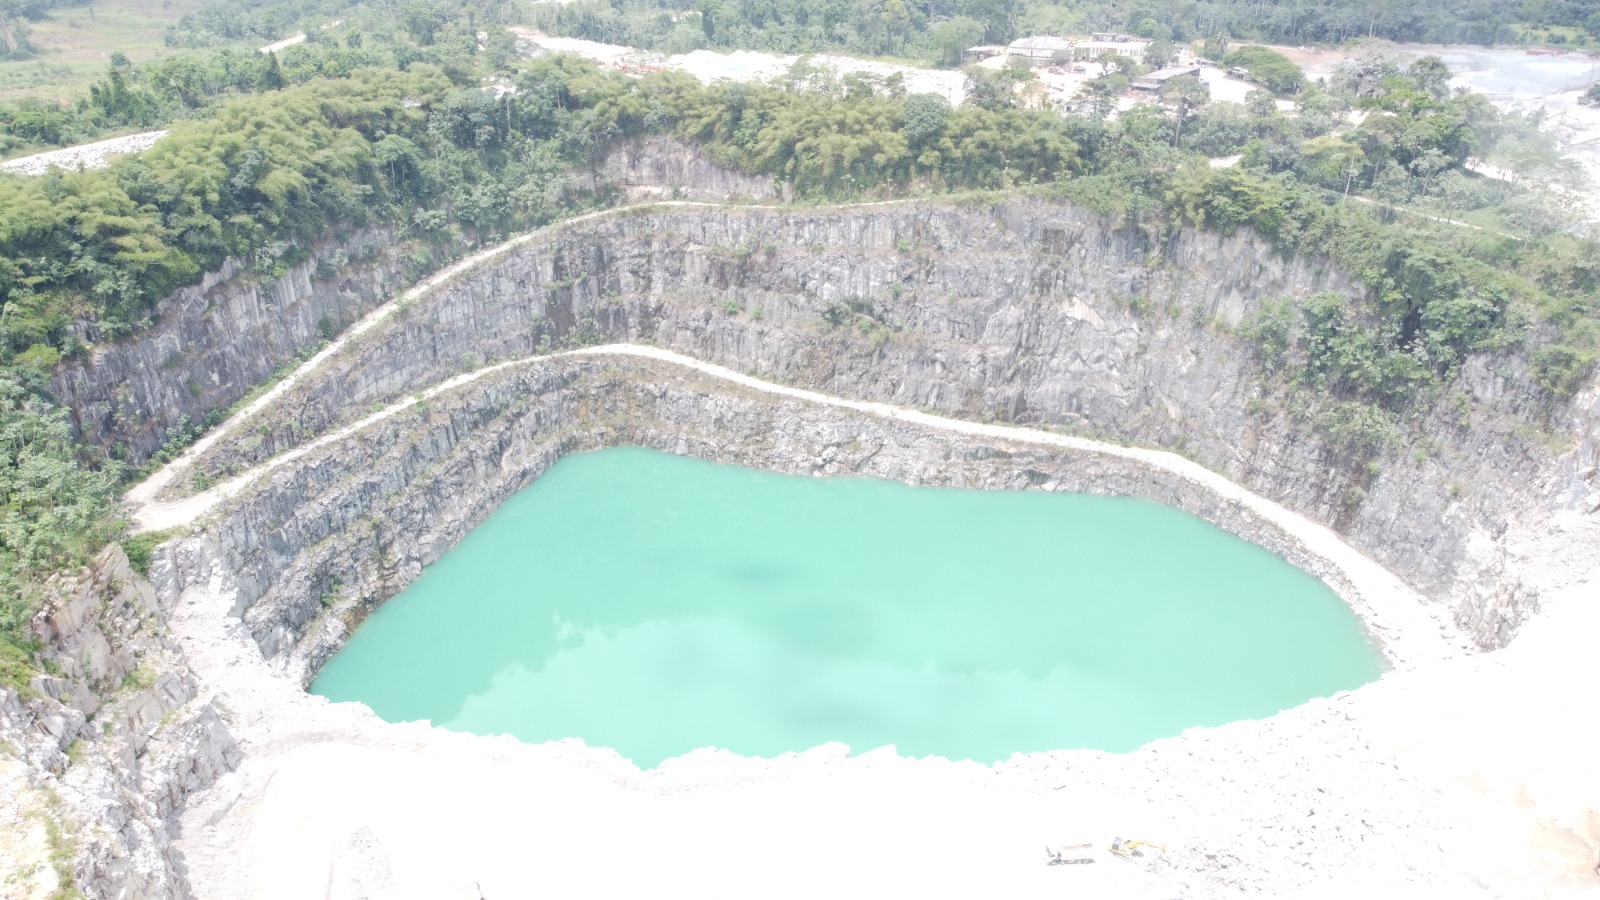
xmin=1439 ymin=48 xmax=1600 ymax=221
xmin=1289 ymin=43 xmax=1600 ymax=223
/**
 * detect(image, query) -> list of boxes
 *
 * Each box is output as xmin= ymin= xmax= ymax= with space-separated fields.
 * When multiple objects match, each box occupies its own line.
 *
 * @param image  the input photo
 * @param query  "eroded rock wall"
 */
xmin=144 ymin=350 xmax=1600 ymax=900
xmin=598 ymin=136 xmax=781 ymax=202
xmin=48 ymin=140 xmax=772 ymax=466
xmin=181 ymin=200 xmax=1369 ymax=482
xmin=12 ymin=142 xmax=771 ymax=898
xmin=32 ymin=163 xmax=1598 ymax=898
xmin=50 ymin=230 xmax=410 ymax=466
xmin=170 ymin=199 xmax=1585 ymax=648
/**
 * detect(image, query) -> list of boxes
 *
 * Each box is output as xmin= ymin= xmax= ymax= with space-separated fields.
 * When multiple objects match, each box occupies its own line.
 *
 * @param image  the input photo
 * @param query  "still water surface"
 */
xmin=311 ymin=447 xmax=1383 ymax=767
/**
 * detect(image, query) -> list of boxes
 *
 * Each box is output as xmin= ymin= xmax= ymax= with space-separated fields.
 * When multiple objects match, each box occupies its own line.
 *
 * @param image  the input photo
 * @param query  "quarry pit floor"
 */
xmin=129 ymin=333 xmax=1600 ymax=898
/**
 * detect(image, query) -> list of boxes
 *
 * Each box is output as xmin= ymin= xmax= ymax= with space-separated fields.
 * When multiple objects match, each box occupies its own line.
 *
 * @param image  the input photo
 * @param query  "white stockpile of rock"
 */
xmin=1 ymin=131 xmax=167 ymax=177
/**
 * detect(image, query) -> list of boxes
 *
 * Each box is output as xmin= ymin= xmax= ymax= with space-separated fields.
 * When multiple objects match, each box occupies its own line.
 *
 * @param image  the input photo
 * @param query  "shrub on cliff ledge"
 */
xmin=0 ymin=368 xmax=123 ymax=673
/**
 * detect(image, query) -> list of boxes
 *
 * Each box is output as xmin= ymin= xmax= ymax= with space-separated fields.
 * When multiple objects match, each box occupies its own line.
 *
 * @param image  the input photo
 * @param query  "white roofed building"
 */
xmin=1071 ymin=39 xmax=1150 ymax=61
xmin=1005 ymin=36 xmax=1075 ymax=66
xmin=1132 ymin=64 xmax=1204 ymax=90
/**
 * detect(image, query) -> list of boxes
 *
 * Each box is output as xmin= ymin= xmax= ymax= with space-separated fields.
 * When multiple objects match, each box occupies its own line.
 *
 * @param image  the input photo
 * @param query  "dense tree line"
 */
xmin=0 ymin=56 xmax=1089 ymax=373
xmin=1102 ymin=0 xmax=1599 ymax=46
xmin=162 ymin=0 xmax=361 ymax=48
xmin=1072 ymin=44 xmax=1579 ymax=240
xmin=1219 ymin=45 xmax=1305 ymax=93
xmin=0 ymin=62 xmax=585 ymax=363
xmin=0 ymin=367 xmax=122 ymax=688
xmin=162 ymin=0 xmax=524 ymax=48
xmin=535 ymin=0 xmax=1015 ymax=62
xmin=1088 ymin=49 xmax=1596 ymax=397
xmin=535 ymin=0 xmax=1600 ymax=66
xmin=1223 ymin=51 xmax=1499 ymax=203
xmin=1 ymin=0 xmax=529 ymax=160
xmin=1054 ymin=66 xmax=1596 ymax=463
xmin=0 ymin=53 xmax=1089 ymax=669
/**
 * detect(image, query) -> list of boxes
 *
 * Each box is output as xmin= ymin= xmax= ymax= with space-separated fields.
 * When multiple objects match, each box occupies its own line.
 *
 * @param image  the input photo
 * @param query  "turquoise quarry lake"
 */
xmin=311 ymin=447 xmax=1383 ymax=767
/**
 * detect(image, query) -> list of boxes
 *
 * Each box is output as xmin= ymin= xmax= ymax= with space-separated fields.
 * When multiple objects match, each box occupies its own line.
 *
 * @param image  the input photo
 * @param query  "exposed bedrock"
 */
xmin=0 ymin=547 xmax=240 ymax=899
xmin=49 ymin=228 xmax=410 ymax=466
xmin=590 ymin=135 xmax=784 ymax=202
xmin=159 ymin=198 xmax=1594 ymax=649
xmin=25 ymin=159 xmax=1600 ymax=897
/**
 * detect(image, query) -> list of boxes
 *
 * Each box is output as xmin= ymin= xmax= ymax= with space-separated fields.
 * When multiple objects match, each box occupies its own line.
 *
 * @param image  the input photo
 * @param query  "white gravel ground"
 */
xmin=1 ymin=131 xmax=167 ymax=176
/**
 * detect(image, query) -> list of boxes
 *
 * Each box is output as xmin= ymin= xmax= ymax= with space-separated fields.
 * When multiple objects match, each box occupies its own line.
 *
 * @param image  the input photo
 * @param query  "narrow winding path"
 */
xmin=124 ymin=196 xmax=919 ymax=517
xmin=124 ymin=200 xmax=737 ymax=513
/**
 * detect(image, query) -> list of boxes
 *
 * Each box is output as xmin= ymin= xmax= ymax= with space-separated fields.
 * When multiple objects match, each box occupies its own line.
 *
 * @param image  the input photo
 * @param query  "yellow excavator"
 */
xmin=1108 ymin=837 xmax=1167 ymax=861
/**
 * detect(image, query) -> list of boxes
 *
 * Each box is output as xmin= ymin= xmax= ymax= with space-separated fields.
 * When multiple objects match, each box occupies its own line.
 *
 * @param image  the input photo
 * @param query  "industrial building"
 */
xmin=1132 ymin=64 xmax=1204 ymax=90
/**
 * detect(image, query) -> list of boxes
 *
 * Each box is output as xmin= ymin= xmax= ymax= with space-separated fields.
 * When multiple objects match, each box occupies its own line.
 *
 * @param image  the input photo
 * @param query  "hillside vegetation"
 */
xmin=0 ymin=0 xmax=217 ymax=102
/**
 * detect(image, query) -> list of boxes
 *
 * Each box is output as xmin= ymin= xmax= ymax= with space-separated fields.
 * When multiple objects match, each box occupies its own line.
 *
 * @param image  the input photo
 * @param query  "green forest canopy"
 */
xmin=537 ymin=0 xmax=1600 ymax=63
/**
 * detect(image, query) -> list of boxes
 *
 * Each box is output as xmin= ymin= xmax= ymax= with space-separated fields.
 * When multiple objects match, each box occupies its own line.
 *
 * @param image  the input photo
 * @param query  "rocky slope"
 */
xmin=0 ymin=547 xmax=239 ymax=898
xmin=149 ymin=354 xmax=1442 ymax=682
xmin=49 ymin=229 xmax=410 ymax=465
xmin=3 ymin=140 xmax=777 ymax=899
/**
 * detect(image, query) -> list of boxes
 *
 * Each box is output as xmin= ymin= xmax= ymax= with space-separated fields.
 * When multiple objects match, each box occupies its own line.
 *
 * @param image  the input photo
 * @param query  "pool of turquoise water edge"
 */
xmin=311 ymin=446 xmax=1384 ymax=768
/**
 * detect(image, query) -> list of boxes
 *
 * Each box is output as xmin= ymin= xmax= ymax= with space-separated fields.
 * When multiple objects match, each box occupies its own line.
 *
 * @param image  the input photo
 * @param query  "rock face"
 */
xmin=1 ymin=139 xmax=773 ymax=899
xmin=156 ymin=199 xmax=1590 ymax=649
xmin=600 ymin=136 xmax=782 ymax=202
xmin=142 ymin=348 xmax=1597 ymax=900
xmin=0 ymin=547 xmax=240 ymax=899
xmin=47 ymin=139 xmax=778 ymax=466
xmin=155 ymin=357 xmax=1396 ymax=682
xmin=49 ymin=231 xmax=411 ymax=466
xmin=145 ymin=355 xmax=1516 ymax=900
